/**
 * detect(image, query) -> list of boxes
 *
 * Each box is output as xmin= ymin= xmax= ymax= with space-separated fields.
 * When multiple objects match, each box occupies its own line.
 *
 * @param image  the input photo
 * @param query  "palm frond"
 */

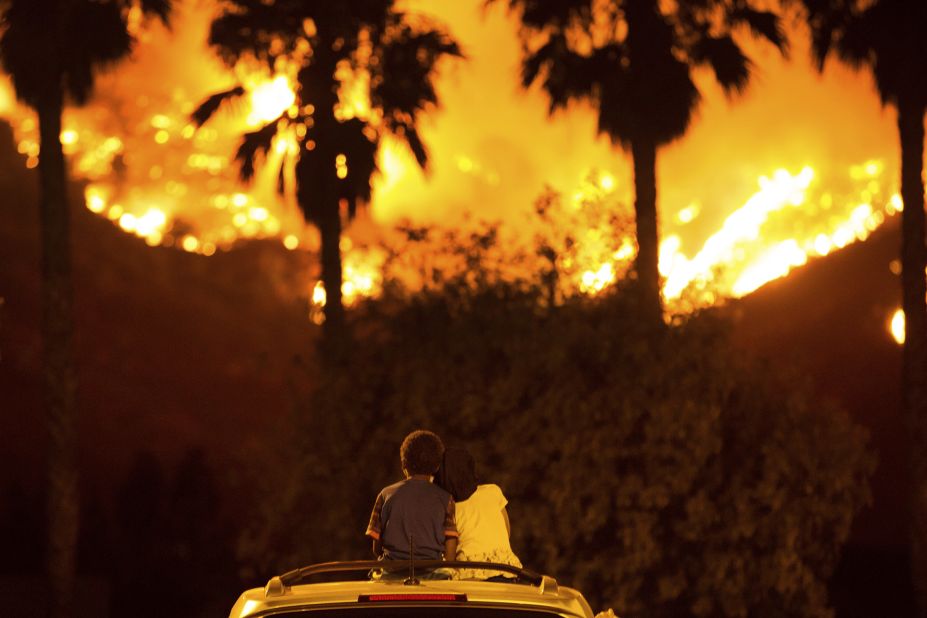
xmin=371 ymin=21 xmax=462 ymax=123
xmin=731 ymin=7 xmax=788 ymax=56
xmin=489 ymin=0 xmax=593 ymax=32
xmin=521 ymin=34 xmax=565 ymax=89
xmin=235 ymin=118 xmax=281 ymax=182
xmin=402 ymin=125 xmax=428 ymax=170
xmin=691 ymin=35 xmax=751 ymax=95
xmin=209 ymin=4 xmax=298 ymax=66
xmin=0 ymin=0 xmax=58 ymax=106
xmin=370 ymin=18 xmax=460 ymax=171
xmin=836 ymin=12 xmax=873 ymax=68
xmin=137 ymin=0 xmax=171 ymax=28
xmin=191 ymin=85 xmax=246 ymax=126
xmin=800 ymin=0 xmax=855 ymax=69
xmin=63 ymin=1 xmax=133 ymax=103
xmin=277 ymin=161 xmax=287 ymax=196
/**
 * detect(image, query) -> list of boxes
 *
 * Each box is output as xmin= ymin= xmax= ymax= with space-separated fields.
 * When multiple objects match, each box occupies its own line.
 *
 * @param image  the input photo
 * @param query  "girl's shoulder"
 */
xmin=476 ymin=483 xmax=507 ymax=506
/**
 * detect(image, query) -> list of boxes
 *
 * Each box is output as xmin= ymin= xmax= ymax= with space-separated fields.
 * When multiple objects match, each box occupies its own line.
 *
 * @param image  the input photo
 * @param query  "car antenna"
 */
xmin=404 ymin=535 xmax=419 ymax=585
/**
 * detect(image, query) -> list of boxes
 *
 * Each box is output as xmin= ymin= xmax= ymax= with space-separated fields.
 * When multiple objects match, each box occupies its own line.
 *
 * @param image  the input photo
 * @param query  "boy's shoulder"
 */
xmin=378 ymin=479 xmax=408 ymax=498
xmin=379 ymin=478 xmax=450 ymax=503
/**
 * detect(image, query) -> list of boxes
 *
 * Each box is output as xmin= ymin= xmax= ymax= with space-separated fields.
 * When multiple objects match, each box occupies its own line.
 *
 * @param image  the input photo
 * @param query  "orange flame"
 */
xmin=0 ymin=0 xmax=905 ymax=341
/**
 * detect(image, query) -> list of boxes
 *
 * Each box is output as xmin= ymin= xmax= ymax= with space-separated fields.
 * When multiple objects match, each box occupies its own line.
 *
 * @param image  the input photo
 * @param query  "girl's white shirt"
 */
xmin=453 ymin=483 xmax=522 ymax=579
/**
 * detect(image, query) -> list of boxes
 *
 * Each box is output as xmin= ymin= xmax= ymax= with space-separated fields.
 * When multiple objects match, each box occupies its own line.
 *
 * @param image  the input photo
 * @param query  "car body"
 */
xmin=228 ymin=560 xmax=596 ymax=618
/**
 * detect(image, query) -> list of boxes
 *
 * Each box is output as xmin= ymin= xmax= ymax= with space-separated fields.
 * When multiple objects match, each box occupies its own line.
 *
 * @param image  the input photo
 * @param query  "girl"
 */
xmin=436 ymin=447 xmax=522 ymax=580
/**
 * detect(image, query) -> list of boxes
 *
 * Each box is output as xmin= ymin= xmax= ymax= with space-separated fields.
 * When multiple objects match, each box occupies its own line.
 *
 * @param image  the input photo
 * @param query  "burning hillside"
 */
xmin=0 ymin=0 xmax=906 ymax=331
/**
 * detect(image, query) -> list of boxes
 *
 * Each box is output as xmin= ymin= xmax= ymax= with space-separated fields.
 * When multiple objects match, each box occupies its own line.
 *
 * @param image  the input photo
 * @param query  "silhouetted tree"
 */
xmin=163 ymin=449 xmax=236 ymax=615
xmin=0 ymin=482 xmax=45 ymax=575
xmin=0 ymin=2 xmax=170 ymax=616
xmin=194 ymin=1 xmax=461 ymax=345
xmin=793 ymin=1 xmax=927 ymax=613
xmin=111 ymin=452 xmax=167 ymax=618
xmin=492 ymin=0 xmax=786 ymax=324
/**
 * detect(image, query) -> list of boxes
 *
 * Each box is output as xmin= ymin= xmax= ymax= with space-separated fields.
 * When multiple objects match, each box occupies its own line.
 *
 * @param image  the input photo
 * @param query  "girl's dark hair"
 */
xmin=436 ymin=446 xmax=479 ymax=502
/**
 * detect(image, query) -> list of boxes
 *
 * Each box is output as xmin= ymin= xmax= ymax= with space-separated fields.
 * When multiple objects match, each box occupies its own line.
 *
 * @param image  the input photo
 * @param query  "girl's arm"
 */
xmin=502 ymin=507 xmax=511 ymax=537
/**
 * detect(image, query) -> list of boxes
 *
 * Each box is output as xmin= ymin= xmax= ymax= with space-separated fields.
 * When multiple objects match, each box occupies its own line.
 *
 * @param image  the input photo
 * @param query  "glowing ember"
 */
xmin=309 ymin=249 xmax=385 ymax=324
xmin=891 ymin=309 xmax=905 ymax=345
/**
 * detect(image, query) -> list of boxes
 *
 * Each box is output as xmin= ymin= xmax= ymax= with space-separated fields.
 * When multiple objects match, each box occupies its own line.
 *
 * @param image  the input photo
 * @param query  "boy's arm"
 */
xmin=365 ymin=493 xmax=385 ymax=557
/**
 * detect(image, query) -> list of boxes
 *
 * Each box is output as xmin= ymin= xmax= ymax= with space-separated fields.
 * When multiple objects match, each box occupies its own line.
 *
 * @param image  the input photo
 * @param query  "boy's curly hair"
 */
xmin=400 ymin=430 xmax=445 ymax=476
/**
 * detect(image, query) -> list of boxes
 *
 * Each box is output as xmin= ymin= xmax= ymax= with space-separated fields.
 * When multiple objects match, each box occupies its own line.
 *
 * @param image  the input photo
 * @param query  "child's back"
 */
xmin=453 ymin=483 xmax=519 ymax=565
xmin=366 ymin=430 xmax=458 ymax=561
xmin=436 ymin=447 xmax=522 ymax=579
xmin=368 ymin=477 xmax=455 ymax=560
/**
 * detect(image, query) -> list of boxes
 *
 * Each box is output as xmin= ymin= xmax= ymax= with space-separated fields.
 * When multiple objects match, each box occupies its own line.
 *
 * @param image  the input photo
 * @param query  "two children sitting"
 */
xmin=365 ymin=430 xmax=522 ymax=580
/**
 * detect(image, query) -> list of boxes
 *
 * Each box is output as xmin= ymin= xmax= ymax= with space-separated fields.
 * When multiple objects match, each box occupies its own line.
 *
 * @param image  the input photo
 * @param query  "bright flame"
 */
xmin=247 ymin=75 xmax=296 ymax=126
xmin=661 ymin=167 xmax=815 ymax=301
xmin=731 ymin=240 xmax=807 ymax=296
xmin=0 ymin=3 xmax=905 ymax=329
xmin=891 ymin=309 xmax=905 ymax=344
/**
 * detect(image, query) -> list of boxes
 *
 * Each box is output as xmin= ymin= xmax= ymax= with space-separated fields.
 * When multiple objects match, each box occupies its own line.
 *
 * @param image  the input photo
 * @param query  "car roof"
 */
xmin=228 ymin=561 xmax=594 ymax=618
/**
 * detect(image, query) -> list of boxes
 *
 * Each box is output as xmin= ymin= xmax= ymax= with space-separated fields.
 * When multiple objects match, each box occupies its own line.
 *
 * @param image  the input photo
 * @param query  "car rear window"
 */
xmin=268 ymin=608 xmax=572 ymax=618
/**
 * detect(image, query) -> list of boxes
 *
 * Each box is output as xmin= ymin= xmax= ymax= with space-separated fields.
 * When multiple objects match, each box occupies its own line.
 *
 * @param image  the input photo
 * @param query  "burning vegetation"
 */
xmin=0 ymin=38 xmax=905 ymax=335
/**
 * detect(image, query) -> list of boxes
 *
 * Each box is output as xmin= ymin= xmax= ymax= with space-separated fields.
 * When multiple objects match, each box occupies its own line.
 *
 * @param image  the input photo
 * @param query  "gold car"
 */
xmin=229 ymin=560 xmax=596 ymax=618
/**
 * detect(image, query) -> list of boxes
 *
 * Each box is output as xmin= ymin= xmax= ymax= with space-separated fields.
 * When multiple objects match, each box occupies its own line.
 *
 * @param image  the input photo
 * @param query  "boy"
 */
xmin=366 ymin=430 xmax=458 ymax=561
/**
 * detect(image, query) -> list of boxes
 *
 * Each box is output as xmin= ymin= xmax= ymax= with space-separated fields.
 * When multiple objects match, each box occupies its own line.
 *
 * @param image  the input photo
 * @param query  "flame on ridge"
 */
xmin=0 ymin=10 xmax=906 ymax=342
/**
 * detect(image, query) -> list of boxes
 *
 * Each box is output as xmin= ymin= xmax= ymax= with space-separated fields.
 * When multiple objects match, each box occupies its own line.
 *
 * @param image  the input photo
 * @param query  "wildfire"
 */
xmin=0 ymin=1 xmax=908 ymax=345
xmin=659 ymin=164 xmax=899 ymax=308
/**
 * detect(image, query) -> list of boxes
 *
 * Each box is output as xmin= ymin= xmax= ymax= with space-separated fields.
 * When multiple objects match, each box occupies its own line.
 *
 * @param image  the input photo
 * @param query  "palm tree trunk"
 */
xmin=37 ymin=90 xmax=79 ymax=618
xmin=898 ymin=96 xmax=927 ymax=618
xmin=631 ymin=137 xmax=663 ymax=326
xmin=319 ymin=176 xmax=345 ymax=343
xmin=297 ymin=51 xmax=347 ymax=348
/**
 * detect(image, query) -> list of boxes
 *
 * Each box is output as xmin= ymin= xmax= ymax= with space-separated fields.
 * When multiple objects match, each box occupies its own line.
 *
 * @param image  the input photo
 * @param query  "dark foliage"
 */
xmin=239 ymin=237 xmax=873 ymax=617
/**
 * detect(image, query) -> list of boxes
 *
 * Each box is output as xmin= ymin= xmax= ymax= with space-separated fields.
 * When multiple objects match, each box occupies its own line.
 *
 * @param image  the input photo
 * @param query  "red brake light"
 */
xmin=358 ymin=594 xmax=468 ymax=602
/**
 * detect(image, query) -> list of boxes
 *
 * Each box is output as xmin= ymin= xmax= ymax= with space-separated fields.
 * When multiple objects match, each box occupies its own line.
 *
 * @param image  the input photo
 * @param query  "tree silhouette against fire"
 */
xmin=491 ymin=0 xmax=787 ymax=326
xmin=193 ymin=1 xmax=461 ymax=346
xmin=0 ymin=1 xmax=172 ymax=617
xmin=792 ymin=0 xmax=927 ymax=614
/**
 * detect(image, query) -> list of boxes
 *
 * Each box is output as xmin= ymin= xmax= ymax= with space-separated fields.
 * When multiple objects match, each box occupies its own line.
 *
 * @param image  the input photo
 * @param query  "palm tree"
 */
xmin=795 ymin=1 xmax=927 ymax=613
xmin=194 ymin=1 xmax=461 ymax=345
xmin=492 ymin=0 xmax=786 ymax=324
xmin=0 ymin=1 xmax=170 ymax=616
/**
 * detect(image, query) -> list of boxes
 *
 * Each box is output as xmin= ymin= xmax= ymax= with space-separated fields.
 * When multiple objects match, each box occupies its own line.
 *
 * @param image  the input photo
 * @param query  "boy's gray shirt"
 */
xmin=366 ymin=478 xmax=458 ymax=560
